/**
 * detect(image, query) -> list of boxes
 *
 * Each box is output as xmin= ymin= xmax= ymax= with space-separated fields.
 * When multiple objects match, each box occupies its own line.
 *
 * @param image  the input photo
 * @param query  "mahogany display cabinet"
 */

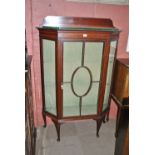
xmin=37 ymin=16 xmax=120 ymax=141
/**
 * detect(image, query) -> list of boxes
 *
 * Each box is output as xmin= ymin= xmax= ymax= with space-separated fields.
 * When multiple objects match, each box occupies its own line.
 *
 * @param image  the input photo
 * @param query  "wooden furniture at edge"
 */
xmin=37 ymin=16 xmax=121 ymax=141
xmin=25 ymin=55 xmax=36 ymax=155
xmin=114 ymin=107 xmax=129 ymax=155
xmin=111 ymin=58 xmax=129 ymax=155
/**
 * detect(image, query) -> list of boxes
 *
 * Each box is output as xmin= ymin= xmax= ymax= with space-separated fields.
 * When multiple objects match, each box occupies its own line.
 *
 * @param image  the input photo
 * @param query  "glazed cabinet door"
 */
xmin=62 ymin=41 xmax=104 ymax=117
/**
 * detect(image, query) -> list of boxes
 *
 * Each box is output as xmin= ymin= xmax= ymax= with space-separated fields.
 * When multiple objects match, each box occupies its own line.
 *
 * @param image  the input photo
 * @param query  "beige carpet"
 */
xmin=35 ymin=119 xmax=116 ymax=155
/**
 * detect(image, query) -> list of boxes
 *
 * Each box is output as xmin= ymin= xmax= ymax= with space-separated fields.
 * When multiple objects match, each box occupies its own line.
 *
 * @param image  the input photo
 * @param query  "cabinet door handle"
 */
xmin=61 ymin=84 xmax=63 ymax=90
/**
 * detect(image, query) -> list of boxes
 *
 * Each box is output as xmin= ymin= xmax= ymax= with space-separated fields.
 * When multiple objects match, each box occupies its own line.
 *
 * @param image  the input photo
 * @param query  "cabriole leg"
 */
xmin=42 ymin=112 xmax=47 ymax=128
xmin=53 ymin=120 xmax=61 ymax=142
xmin=96 ymin=119 xmax=102 ymax=137
xmin=106 ymin=110 xmax=110 ymax=122
xmin=102 ymin=115 xmax=106 ymax=123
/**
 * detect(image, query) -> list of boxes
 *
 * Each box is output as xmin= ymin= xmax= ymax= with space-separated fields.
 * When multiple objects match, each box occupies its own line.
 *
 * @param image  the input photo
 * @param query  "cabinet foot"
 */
xmin=106 ymin=108 xmax=110 ymax=122
xmin=53 ymin=120 xmax=61 ymax=142
xmin=96 ymin=119 xmax=102 ymax=137
xmin=102 ymin=115 xmax=106 ymax=123
xmin=96 ymin=113 xmax=109 ymax=137
xmin=42 ymin=112 xmax=47 ymax=128
xmin=106 ymin=113 xmax=109 ymax=122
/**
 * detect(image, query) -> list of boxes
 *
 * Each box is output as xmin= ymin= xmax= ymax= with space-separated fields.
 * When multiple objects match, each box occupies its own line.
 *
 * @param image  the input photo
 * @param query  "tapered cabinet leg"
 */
xmin=106 ymin=112 xmax=110 ymax=122
xmin=115 ymin=108 xmax=121 ymax=137
xmin=53 ymin=120 xmax=61 ymax=141
xmin=96 ymin=119 xmax=102 ymax=137
xmin=106 ymin=108 xmax=110 ymax=122
xmin=42 ymin=112 xmax=47 ymax=128
xmin=102 ymin=115 xmax=106 ymax=123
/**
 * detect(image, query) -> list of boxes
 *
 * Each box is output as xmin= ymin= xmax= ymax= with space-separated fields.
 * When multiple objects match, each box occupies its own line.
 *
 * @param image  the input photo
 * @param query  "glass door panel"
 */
xmin=63 ymin=42 xmax=83 ymax=81
xmin=63 ymin=83 xmax=80 ymax=117
xmin=102 ymin=40 xmax=117 ymax=111
xmin=81 ymin=42 xmax=103 ymax=115
xmin=82 ymin=83 xmax=99 ymax=115
xmin=42 ymin=39 xmax=57 ymax=115
xmin=63 ymin=41 xmax=104 ymax=117
xmin=84 ymin=42 xmax=103 ymax=81
xmin=63 ymin=42 xmax=82 ymax=116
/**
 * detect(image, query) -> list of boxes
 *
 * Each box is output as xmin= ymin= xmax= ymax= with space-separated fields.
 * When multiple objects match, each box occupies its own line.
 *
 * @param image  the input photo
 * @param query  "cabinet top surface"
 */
xmin=38 ymin=16 xmax=120 ymax=32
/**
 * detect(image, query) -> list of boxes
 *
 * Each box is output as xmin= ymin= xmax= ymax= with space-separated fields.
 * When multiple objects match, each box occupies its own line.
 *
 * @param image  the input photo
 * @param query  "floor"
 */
xmin=35 ymin=119 xmax=116 ymax=155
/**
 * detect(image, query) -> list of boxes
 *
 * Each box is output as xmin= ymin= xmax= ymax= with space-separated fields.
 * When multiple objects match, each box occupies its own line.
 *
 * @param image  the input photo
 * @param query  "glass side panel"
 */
xmin=102 ymin=41 xmax=117 ymax=111
xmin=63 ymin=83 xmax=80 ymax=116
xmin=42 ymin=39 xmax=56 ymax=115
xmin=84 ymin=42 xmax=104 ymax=81
xmin=81 ymin=83 xmax=99 ymax=115
xmin=63 ymin=42 xmax=83 ymax=82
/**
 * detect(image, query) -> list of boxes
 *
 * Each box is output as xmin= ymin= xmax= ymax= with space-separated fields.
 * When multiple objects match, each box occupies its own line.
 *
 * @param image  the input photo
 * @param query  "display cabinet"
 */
xmin=37 ymin=16 xmax=120 ymax=141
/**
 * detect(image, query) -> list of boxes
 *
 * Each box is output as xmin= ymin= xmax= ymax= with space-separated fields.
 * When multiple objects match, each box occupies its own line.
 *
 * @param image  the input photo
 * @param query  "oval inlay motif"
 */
xmin=71 ymin=66 xmax=92 ymax=97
